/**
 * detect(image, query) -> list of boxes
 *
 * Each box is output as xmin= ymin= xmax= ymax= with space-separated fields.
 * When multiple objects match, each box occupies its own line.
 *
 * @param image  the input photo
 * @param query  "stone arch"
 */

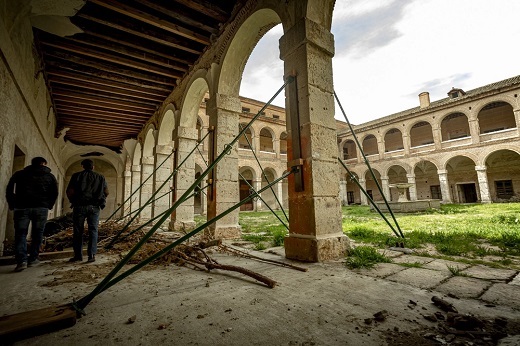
xmin=383 ymin=128 xmax=404 ymax=152
xmin=342 ymin=139 xmax=357 ymax=160
xmin=239 ymin=165 xmax=257 ymax=211
xmin=142 ymin=127 xmax=156 ymax=158
xmin=238 ymin=121 xmax=254 ymax=149
xmin=259 ymin=127 xmax=275 ymax=152
xmin=219 ymin=8 xmax=281 ymax=96
xmin=132 ymin=143 xmax=142 ymax=166
xmin=414 ymin=160 xmax=440 ymax=200
xmin=477 ymin=101 xmax=516 ymax=134
xmin=179 ymin=73 xmax=210 ymax=129
xmin=484 ymin=149 xmax=520 ymax=201
xmin=260 ymin=166 xmax=279 ymax=209
xmin=362 ymin=134 xmax=378 ymax=156
xmin=409 ymin=121 xmax=434 ymax=147
xmin=196 ymin=116 xmax=204 ymax=142
xmin=440 ymin=112 xmax=470 ymax=141
xmin=445 ymin=155 xmax=478 ymax=203
xmin=364 ymin=168 xmax=382 ymax=202
xmin=387 ymin=165 xmax=408 ymax=201
xmin=158 ymin=105 xmax=176 ymax=145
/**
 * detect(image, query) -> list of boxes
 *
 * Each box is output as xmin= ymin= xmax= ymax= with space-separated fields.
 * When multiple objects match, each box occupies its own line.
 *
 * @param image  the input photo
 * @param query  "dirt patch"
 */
xmin=40 ymin=263 xmax=114 ymax=287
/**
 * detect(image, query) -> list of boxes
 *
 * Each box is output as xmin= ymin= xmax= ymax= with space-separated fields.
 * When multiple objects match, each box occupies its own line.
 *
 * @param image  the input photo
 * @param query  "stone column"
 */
xmin=437 ymin=169 xmax=452 ymax=203
xmin=359 ymin=179 xmax=368 ymax=205
xmin=130 ymin=165 xmax=141 ymax=217
xmin=169 ymin=127 xmax=197 ymax=231
xmin=339 ymin=179 xmax=347 ymax=206
xmin=402 ymin=134 xmax=411 ymax=155
xmin=514 ymin=109 xmax=520 ymax=135
xmin=274 ymin=138 xmax=281 ymax=158
xmin=205 ymin=94 xmax=241 ymax=239
xmin=407 ymin=174 xmax=417 ymax=201
xmin=122 ymin=169 xmax=132 ymax=217
xmin=432 ymin=125 xmax=442 ymax=149
xmin=280 ymin=16 xmax=348 ymax=262
xmin=277 ymin=180 xmax=284 ymax=210
xmin=381 ymin=176 xmax=390 ymax=201
xmin=140 ymin=157 xmax=155 ymax=220
xmin=355 ymin=145 xmax=362 ymax=164
xmin=153 ymin=144 xmax=174 ymax=221
xmin=468 ymin=118 xmax=480 ymax=144
xmin=254 ymin=178 xmax=262 ymax=211
xmin=253 ymin=133 xmax=260 ymax=153
xmin=377 ymin=139 xmax=385 ymax=159
xmin=475 ymin=165 xmax=491 ymax=203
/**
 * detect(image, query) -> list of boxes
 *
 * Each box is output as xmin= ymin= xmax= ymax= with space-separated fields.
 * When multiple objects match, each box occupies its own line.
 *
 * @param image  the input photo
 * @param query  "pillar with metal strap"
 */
xmin=153 ymin=144 xmax=173 ymax=221
xmin=432 ymin=124 xmax=442 ymax=150
xmin=407 ymin=173 xmax=417 ymax=201
xmin=402 ymin=133 xmax=411 ymax=155
xmin=475 ymin=165 xmax=491 ymax=203
xmin=254 ymin=178 xmax=262 ymax=211
xmin=438 ymin=169 xmax=452 ymax=203
xmin=280 ymin=15 xmax=348 ymax=262
xmin=469 ymin=118 xmax=481 ymax=144
xmin=140 ymin=157 xmax=154 ymax=220
xmin=130 ymin=165 xmax=141 ymax=216
xmin=205 ymin=94 xmax=241 ymax=239
xmin=169 ymin=127 xmax=197 ymax=231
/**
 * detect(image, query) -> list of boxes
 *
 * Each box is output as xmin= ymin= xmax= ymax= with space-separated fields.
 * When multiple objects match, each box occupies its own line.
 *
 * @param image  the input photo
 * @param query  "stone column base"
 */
xmin=168 ymin=220 xmax=196 ymax=232
xmin=284 ymin=234 xmax=350 ymax=262
xmin=204 ymin=226 xmax=241 ymax=239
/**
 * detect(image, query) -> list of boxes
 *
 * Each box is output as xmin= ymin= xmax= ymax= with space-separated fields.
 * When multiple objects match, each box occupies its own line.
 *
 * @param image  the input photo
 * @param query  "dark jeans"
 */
xmin=72 ymin=205 xmax=100 ymax=259
xmin=14 ymin=207 xmax=48 ymax=264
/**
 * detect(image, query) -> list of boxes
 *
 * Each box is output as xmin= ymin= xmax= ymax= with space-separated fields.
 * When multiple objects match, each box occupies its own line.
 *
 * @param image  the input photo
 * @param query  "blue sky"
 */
xmin=240 ymin=0 xmax=520 ymax=125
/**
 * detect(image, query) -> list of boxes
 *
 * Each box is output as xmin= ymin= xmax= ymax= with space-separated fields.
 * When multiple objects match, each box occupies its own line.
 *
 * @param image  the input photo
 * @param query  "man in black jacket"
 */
xmin=66 ymin=159 xmax=109 ymax=263
xmin=6 ymin=156 xmax=58 ymax=272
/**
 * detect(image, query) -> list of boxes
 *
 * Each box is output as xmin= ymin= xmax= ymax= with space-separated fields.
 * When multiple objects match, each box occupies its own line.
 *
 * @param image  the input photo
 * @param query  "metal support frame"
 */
xmin=75 ymin=78 xmax=295 ymax=310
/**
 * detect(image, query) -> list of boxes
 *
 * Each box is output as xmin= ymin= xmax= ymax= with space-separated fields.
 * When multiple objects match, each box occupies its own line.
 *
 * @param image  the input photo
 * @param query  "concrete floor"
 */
xmin=1 ymin=245 xmax=519 ymax=345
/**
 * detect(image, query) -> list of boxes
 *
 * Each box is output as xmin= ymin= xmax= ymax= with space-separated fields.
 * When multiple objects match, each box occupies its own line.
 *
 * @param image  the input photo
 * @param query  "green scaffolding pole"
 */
xmin=74 ymin=77 xmax=294 ymax=311
xmin=334 ymin=91 xmax=405 ymax=239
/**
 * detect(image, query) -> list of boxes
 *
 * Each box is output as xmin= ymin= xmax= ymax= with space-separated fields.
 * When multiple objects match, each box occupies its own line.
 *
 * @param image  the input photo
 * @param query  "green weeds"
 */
xmin=345 ymin=246 xmax=392 ymax=269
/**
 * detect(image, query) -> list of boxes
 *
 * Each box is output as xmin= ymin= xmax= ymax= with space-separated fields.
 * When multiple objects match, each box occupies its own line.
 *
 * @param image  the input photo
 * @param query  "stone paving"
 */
xmin=356 ymin=249 xmax=520 ymax=310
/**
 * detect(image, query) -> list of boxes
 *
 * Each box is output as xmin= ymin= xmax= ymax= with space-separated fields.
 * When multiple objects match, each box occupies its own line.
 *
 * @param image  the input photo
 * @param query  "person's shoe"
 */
xmin=15 ymin=262 xmax=27 ymax=272
xmin=68 ymin=257 xmax=82 ymax=262
xmin=28 ymin=258 xmax=41 ymax=266
xmin=87 ymin=256 xmax=95 ymax=263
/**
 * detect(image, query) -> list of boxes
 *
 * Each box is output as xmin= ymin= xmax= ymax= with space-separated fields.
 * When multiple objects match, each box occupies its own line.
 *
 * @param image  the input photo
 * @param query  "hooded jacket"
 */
xmin=6 ymin=165 xmax=58 ymax=210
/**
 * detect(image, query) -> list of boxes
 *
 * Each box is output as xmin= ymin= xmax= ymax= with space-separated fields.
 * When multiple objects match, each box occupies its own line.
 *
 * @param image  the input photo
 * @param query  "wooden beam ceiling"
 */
xmin=34 ymin=0 xmax=243 ymax=151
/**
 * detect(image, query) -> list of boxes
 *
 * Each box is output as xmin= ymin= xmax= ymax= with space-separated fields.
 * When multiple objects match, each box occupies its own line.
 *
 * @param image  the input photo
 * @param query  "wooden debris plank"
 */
xmin=0 ymin=304 xmax=76 ymax=342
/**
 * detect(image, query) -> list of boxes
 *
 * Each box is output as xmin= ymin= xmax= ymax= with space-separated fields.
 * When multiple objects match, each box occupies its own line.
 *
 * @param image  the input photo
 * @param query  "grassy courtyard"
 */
xmin=203 ymin=203 xmax=520 ymax=269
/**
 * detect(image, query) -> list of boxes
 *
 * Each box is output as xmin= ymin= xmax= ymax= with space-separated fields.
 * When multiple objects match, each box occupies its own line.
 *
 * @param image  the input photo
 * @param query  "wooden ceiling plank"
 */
xmin=77 ymin=13 xmax=202 ymax=55
xmin=136 ymin=0 xmax=217 ymax=34
xmin=56 ymin=106 xmax=149 ymax=125
xmin=49 ymin=76 xmax=165 ymax=102
xmin=80 ymin=29 xmax=193 ymax=65
xmin=70 ymin=35 xmax=188 ymax=73
xmin=46 ymin=69 xmax=171 ymax=95
xmin=89 ymin=0 xmax=210 ymax=45
xmin=41 ymin=40 xmax=180 ymax=79
xmin=61 ymin=119 xmax=141 ymax=132
xmin=173 ymin=0 xmax=228 ymax=22
xmin=44 ymin=52 xmax=176 ymax=86
xmin=56 ymin=101 xmax=152 ymax=119
xmin=54 ymin=94 xmax=155 ymax=112
xmin=51 ymin=83 xmax=160 ymax=109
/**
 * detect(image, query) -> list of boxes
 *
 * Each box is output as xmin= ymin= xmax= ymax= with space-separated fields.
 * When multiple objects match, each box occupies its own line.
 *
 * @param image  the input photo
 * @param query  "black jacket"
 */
xmin=6 ymin=165 xmax=58 ymax=210
xmin=66 ymin=169 xmax=109 ymax=208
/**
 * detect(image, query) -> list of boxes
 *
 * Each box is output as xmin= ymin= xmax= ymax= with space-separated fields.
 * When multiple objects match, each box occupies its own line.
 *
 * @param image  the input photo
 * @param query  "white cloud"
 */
xmin=241 ymin=0 xmax=520 ymax=125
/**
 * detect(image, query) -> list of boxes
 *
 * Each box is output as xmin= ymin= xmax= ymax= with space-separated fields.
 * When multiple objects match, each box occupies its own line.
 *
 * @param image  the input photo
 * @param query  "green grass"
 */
xmin=345 ymin=246 xmax=392 ymax=269
xmin=342 ymin=203 xmax=520 ymax=267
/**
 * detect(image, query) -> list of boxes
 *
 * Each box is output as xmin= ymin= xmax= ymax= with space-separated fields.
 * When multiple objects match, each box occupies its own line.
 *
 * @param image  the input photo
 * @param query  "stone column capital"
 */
xmin=131 ymin=165 xmax=141 ymax=172
xmin=141 ymin=157 xmax=155 ymax=165
xmin=437 ymin=169 xmax=448 ymax=175
xmin=154 ymin=144 xmax=173 ymax=156
xmin=173 ymin=126 xmax=198 ymax=141
xmin=279 ymin=17 xmax=335 ymax=59
xmin=406 ymin=173 xmax=416 ymax=179
xmin=475 ymin=165 xmax=487 ymax=172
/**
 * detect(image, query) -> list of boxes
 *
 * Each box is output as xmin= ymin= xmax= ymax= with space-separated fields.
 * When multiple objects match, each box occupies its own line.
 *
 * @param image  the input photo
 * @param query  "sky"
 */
xmin=239 ymin=0 xmax=520 ymax=125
